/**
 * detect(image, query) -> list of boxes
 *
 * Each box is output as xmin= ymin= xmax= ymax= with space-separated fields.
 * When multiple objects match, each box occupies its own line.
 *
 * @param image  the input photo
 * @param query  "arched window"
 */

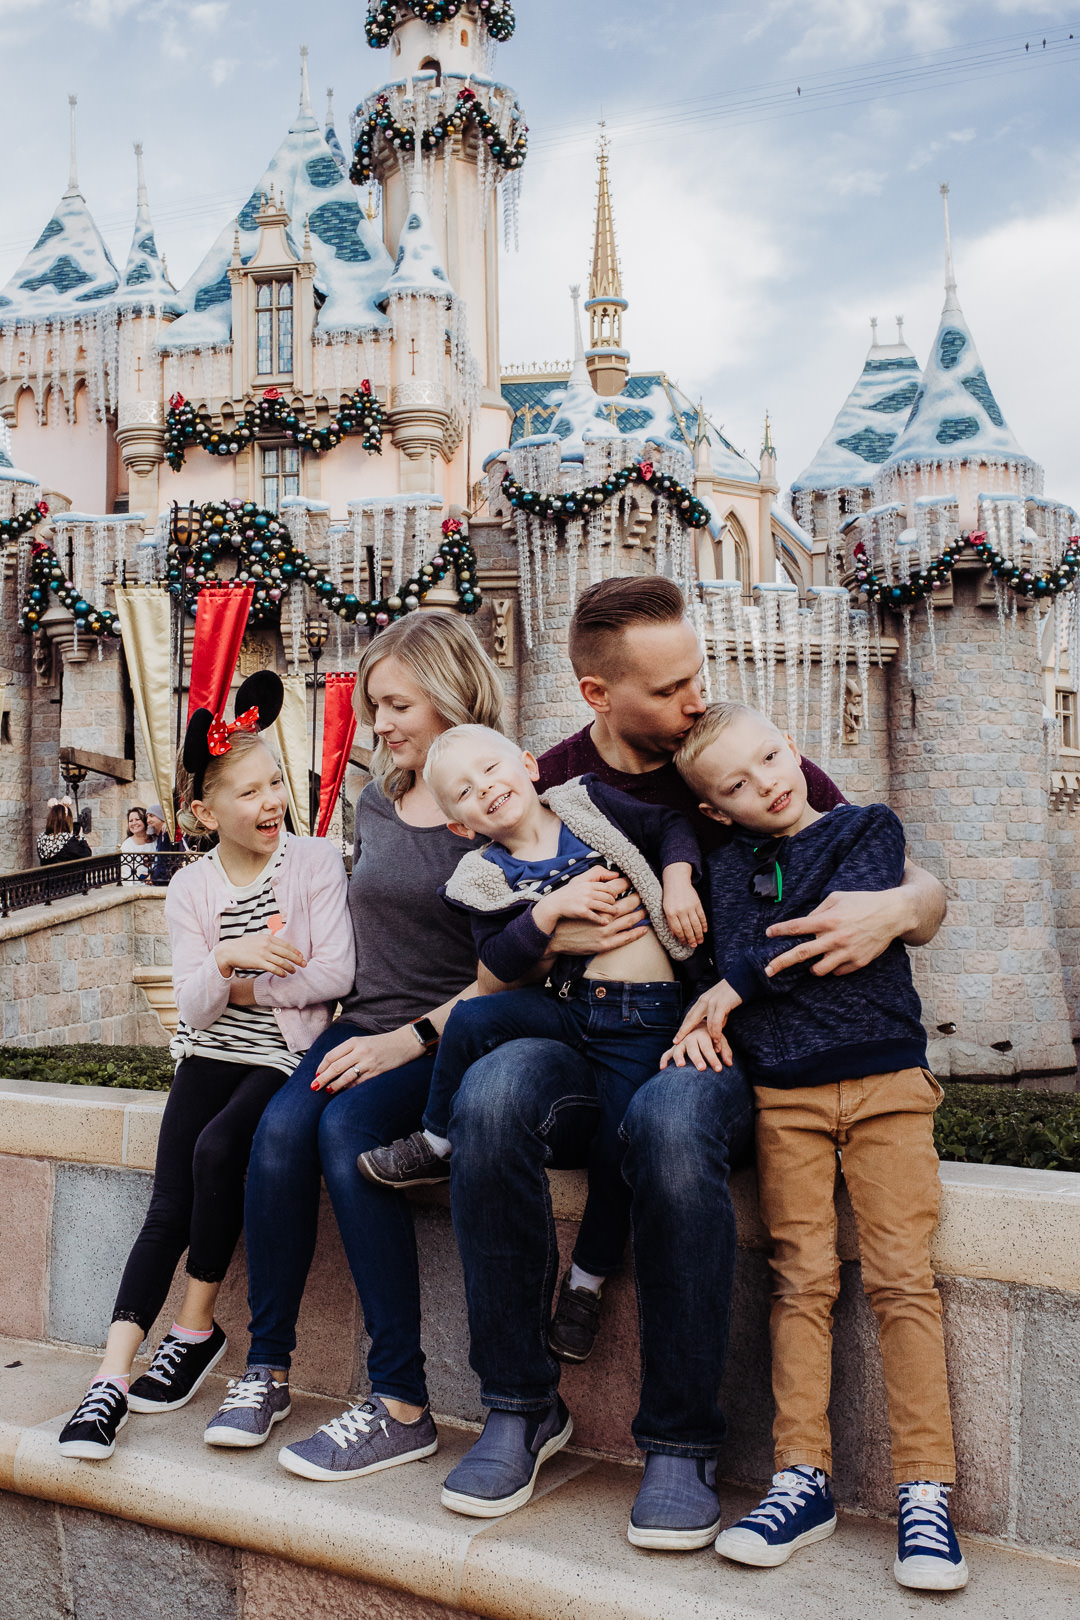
xmin=725 ymin=512 xmax=750 ymax=591
xmin=420 ymin=57 xmax=443 ymax=86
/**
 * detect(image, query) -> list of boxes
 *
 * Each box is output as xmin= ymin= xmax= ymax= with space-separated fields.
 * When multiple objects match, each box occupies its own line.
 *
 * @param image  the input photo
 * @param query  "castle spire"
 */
xmin=585 ymin=129 xmax=630 ymax=397
xmin=64 ymin=94 xmax=81 ymax=200
xmin=940 ymin=181 xmax=959 ymax=314
xmin=291 ymin=44 xmax=318 ymax=133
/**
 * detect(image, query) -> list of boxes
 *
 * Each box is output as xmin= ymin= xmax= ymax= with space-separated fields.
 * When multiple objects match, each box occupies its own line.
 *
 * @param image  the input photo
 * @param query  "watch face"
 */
xmin=413 ymin=1018 xmax=439 ymax=1047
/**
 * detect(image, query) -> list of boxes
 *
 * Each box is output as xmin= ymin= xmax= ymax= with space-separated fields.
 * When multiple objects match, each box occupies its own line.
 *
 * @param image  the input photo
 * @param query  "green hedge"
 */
xmin=935 ymin=1083 xmax=1080 ymax=1173
xmin=0 ymin=1044 xmax=173 ymax=1091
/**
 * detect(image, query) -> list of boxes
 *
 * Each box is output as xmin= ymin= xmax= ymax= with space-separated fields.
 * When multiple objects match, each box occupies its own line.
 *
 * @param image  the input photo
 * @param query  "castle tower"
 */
xmin=585 ymin=135 xmax=629 ymax=397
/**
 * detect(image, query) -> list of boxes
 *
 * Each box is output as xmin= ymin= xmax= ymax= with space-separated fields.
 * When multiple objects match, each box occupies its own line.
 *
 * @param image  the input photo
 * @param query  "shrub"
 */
xmin=0 ymin=1044 xmax=172 ymax=1091
xmin=935 ymin=1083 xmax=1080 ymax=1173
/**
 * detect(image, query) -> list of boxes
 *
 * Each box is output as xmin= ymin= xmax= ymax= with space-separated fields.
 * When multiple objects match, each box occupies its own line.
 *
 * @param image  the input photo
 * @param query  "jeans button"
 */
xmin=594 ymin=985 xmax=606 ymax=999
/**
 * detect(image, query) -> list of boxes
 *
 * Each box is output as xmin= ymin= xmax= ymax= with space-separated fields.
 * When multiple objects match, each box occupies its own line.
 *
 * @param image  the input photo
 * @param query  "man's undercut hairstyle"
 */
xmin=674 ymin=701 xmax=769 ymax=793
xmin=423 ymin=723 xmax=525 ymax=814
xmin=568 ymin=575 xmax=687 ymax=681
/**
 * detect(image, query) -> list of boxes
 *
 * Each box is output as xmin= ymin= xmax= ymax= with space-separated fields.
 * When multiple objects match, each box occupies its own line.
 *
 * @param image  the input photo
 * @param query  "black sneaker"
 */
xmin=547 ymin=1270 xmax=602 ymax=1364
xmin=358 ymin=1131 xmax=451 ymax=1188
xmin=127 ymin=1322 xmax=227 ymax=1413
xmin=58 ymin=1381 xmax=129 ymax=1459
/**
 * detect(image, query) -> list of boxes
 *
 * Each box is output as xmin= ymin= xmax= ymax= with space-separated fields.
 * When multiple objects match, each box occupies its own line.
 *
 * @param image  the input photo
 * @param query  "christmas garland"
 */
xmin=165 ymin=383 xmax=384 ymax=473
xmin=167 ymin=505 xmax=480 ymax=631
xmin=366 ymin=0 xmax=515 ymax=48
xmin=500 ymin=459 xmax=711 ymax=530
xmin=0 ymin=497 xmax=47 ymax=549
xmin=351 ymin=86 xmax=527 ymax=187
xmin=851 ymin=531 xmax=1080 ymax=606
xmin=19 ymin=535 xmax=121 ymax=638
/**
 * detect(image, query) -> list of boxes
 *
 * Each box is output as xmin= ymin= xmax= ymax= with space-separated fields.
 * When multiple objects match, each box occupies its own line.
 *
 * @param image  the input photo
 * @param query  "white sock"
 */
xmin=569 ymin=1263 xmax=605 ymax=1295
xmin=169 ymin=1321 xmax=212 ymax=1344
xmin=421 ymin=1129 xmax=451 ymax=1158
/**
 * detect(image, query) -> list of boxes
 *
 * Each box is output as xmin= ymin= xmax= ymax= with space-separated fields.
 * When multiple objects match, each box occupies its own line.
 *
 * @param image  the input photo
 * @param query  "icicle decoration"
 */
xmin=731 ymin=597 xmax=750 ymax=703
xmin=501 ymin=167 xmax=522 ymax=252
xmin=815 ymin=593 xmax=836 ymax=766
xmin=565 ymin=517 xmax=583 ymax=608
xmin=390 ymin=502 xmax=408 ymax=589
xmin=800 ymin=606 xmax=814 ymax=746
xmin=745 ymin=604 xmax=767 ymax=713
xmin=531 ymin=518 xmax=547 ymax=633
xmin=834 ymin=596 xmax=849 ymax=750
xmin=779 ymin=587 xmax=801 ymax=741
xmin=328 ymin=525 xmax=345 ymax=665
xmin=852 ymin=607 xmax=871 ymax=735
xmin=514 ymin=511 xmax=532 ymax=648
xmin=587 ymin=509 xmax=605 ymax=586
xmin=924 ymin=594 xmax=938 ymax=670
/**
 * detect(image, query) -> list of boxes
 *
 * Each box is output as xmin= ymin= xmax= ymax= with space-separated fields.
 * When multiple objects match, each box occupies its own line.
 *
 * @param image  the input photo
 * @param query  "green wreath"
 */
xmin=366 ymin=0 xmax=514 ymax=48
xmin=165 ymin=384 xmax=384 ymax=473
xmin=351 ymin=86 xmax=527 ymax=186
xmin=501 ymin=458 xmax=711 ymax=530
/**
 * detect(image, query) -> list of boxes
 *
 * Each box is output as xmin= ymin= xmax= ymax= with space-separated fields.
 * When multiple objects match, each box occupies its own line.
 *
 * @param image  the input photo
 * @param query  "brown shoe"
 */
xmin=547 ymin=1270 xmax=603 ymax=1363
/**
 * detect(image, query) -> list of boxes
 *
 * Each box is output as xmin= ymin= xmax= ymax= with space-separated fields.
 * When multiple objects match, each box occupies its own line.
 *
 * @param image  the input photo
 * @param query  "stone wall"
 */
xmin=0 ymin=889 xmax=171 ymax=1048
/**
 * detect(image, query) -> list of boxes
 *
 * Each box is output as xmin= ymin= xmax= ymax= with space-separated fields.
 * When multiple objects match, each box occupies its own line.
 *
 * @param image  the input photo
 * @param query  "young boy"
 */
xmin=359 ymin=723 xmax=705 ymax=1363
xmin=666 ymin=701 xmax=967 ymax=1594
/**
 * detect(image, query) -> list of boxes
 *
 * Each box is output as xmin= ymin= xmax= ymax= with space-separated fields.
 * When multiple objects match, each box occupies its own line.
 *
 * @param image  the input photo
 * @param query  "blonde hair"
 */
xmin=674 ymin=701 xmax=766 ymax=793
xmin=175 ymin=730 xmax=282 ymax=839
xmin=423 ymin=724 xmax=524 ymax=814
xmin=356 ymin=611 xmax=505 ymax=802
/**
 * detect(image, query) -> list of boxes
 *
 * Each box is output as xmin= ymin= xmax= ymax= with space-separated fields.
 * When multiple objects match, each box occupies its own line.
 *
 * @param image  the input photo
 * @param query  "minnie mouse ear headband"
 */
xmin=183 ymin=671 xmax=284 ymax=801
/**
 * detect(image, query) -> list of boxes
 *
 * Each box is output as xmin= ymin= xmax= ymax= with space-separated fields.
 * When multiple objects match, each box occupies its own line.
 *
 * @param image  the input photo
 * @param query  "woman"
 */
xmin=37 ymin=799 xmax=91 ymax=865
xmin=203 ymin=609 xmax=504 ymax=1479
xmin=121 ymin=805 xmax=153 ymax=883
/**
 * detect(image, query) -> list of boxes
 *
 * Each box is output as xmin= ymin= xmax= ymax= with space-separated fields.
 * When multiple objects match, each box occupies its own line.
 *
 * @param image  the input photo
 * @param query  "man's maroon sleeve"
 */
xmin=801 ymin=757 xmax=847 ymax=811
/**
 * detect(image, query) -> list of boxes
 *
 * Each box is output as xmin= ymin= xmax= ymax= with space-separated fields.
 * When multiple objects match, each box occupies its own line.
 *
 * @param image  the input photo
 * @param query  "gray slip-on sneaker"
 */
xmin=277 ymin=1396 xmax=438 ymax=1481
xmin=204 ymin=1368 xmax=291 ymax=1448
xmin=628 ymin=1451 xmax=722 ymax=1551
xmin=440 ymin=1398 xmax=573 ymax=1518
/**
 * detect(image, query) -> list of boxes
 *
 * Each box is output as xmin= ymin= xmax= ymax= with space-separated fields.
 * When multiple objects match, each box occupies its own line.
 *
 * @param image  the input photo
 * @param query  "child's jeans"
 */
xmin=429 ymin=980 xmax=682 ymax=1276
xmin=755 ymin=1065 xmax=956 ymax=1485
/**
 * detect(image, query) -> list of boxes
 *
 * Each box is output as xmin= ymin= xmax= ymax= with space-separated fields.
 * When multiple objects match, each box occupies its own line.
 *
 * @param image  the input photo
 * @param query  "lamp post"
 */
xmin=170 ymin=501 xmax=199 ymax=754
xmin=305 ymin=614 xmax=329 ymax=834
xmin=58 ymin=758 xmax=89 ymax=829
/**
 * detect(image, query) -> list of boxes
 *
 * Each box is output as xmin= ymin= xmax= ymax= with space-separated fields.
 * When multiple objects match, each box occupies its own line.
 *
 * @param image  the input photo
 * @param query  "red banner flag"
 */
xmin=186 ymin=583 xmax=255 ymax=721
xmin=316 ymin=673 xmax=358 ymax=838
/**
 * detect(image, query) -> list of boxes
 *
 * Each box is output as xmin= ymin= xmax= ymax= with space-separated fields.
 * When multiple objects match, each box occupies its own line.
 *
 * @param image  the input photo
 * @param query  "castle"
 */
xmin=0 ymin=1 xmax=1076 ymax=1081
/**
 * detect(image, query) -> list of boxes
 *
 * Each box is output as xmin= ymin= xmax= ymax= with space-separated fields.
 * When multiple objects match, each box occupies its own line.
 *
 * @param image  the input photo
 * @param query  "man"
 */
xmin=441 ymin=577 xmax=945 ymax=1548
xmin=146 ymin=803 xmax=185 ymax=887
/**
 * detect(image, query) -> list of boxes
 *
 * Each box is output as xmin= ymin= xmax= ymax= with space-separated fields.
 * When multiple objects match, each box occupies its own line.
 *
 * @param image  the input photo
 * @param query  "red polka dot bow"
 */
xmin=206 ymin=705 xmax=260 ymax=757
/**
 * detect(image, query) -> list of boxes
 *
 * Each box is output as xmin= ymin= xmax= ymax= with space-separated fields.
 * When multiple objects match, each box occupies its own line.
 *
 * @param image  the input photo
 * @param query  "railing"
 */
xmin=0 ymin=851 xmax=198 ymax=919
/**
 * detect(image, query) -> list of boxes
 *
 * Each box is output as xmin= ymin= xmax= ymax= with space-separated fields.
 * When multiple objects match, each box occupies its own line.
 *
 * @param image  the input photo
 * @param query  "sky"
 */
xmin=0 ymin=1 xmax=1077 ymax=505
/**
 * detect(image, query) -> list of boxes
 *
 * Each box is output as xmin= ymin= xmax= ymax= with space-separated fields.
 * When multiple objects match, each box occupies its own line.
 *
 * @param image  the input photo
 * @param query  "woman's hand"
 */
xmin=311 ymin=1027 xmax=419 ymax=1093
xmin=670 ymin=979 xmax=743 ymax=1066
xmin=215 ymin=933 xmax=306 ymax=979
xmin=662 ymin=864 xmax=707 ymax=948
xmin=661 ymin=1026 xmax=726 ymax=1072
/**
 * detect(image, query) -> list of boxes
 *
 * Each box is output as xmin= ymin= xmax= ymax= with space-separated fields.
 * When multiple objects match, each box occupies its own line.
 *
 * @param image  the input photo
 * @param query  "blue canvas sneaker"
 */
xmin=278 ymin=1396 xmax=438 ymax=1481
xmin=716 ymin=1466 xmax=837 ymax=1566
xmin=440 ymin=1398 xmax=573 ymax=1517
xmin=894 ymin=1481 xmax=969 ymax=1590
xmin=204 ymin=1368 xmax=291 ymax=1448
xmin=627 ymin=1452 xmax=722 ymax=1550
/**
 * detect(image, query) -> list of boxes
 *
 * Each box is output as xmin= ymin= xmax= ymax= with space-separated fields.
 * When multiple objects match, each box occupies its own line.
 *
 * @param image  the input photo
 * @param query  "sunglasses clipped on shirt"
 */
xmin=750 ymin=837 xmax=785 ymax=903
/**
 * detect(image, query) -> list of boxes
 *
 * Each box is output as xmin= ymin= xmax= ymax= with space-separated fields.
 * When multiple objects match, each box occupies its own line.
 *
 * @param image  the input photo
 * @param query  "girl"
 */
xmin=201 ymin=612 xmax=501 ymax=1478
xmin=58 ymin=674 xmax=355 ymax=1460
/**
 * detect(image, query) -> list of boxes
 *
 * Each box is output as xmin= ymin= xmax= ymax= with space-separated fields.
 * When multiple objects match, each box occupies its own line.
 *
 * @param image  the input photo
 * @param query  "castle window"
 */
xmin=420 ymin=57 xmax=442 ymax=85
xmin=1057 ymin=688 xmax=1078 ymax=751
xmin=261 ymin=444 xmax=300 ymax=512
xmin=256 ymin=278 xmax=294 ymax=377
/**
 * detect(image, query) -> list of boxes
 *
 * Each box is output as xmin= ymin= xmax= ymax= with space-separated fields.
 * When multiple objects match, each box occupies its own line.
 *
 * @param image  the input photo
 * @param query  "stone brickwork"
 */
xmin=0 ymin=889 xmax=171 ymax=1048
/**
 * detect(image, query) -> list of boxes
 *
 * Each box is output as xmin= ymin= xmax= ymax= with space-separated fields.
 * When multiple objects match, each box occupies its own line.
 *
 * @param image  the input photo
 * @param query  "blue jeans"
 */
xmin=244 ymin=1021 xmax=435 ymax=1407
xmin=426 ymin=981 xmax=682 ymax=1276
xmin=449 ymin=1039 xmax=754 ymax=1456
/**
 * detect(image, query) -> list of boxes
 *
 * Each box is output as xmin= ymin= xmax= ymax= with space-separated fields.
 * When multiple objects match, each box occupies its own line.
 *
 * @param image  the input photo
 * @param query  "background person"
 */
xmin=147 ymin=802 xmax=186 ymax=886
xmin=121 ymin=805 xmax=153 ymax=883
xmin=36 ymin=798 xmax=91 ymax=865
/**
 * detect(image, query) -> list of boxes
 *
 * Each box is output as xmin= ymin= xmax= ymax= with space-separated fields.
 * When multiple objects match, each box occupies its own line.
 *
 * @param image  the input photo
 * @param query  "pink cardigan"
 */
xmin=164 ymin=834 xmax=356 ymax=1054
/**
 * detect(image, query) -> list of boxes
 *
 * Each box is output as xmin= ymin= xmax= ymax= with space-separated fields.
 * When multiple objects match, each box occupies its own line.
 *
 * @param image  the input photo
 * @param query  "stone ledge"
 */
xmin=2 ymin=1077 xmax=1078 ymax=1289
xmin=0 ymin=886 xmax=162 ymax=945
xmin=3 ymin=1339 xmax=1079 ymax=1620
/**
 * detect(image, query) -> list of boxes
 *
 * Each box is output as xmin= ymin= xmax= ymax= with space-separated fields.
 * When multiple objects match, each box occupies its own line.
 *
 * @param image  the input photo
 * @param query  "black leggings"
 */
xmin=112 ymin=1056 xmax=287 ymax=1332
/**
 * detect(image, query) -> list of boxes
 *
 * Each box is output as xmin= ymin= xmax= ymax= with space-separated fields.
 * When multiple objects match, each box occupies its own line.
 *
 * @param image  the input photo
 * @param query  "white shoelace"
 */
xmin=145 ymin=1336 xmax=188 ymax=1385
xmin=899 ymin=1482 xmax=953 ymax=1555
xmin=73 ymin=1384 xmax=124 ymax=1424
xmin=742 ymin=1469 xmax=823 ymax=1532
xmin=217 ymin=1374 xmax=274 ymax=1412
xmin=320 ymin=1400 xmax=388 ymax=1451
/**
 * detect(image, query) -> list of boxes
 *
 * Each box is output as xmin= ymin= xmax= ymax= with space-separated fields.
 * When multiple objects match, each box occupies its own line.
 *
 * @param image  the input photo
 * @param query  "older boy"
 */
xmin=667 ymin=702 xmax=966 ymax=1592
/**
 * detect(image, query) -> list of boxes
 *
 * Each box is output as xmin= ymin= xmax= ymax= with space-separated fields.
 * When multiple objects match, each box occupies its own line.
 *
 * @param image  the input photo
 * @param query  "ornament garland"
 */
xmin=365 ymin=0 xmax=514 ymax=49
xmin=500 ymin=459 xmax=711 ymax=530
xmin=19 ymin=535 xmax=121 ymax=638
xmin=351 ymin=86 xmax=527 ymax=186
xmin=0 ymin=498 xmax=47 ymax=549
xmin=166 ymin=504 xmax=481 ymax=631
xmin=165 ymin=384 xmax=384 ymax=473
xmin=851 ymin=532 xmax=1080 ymax=606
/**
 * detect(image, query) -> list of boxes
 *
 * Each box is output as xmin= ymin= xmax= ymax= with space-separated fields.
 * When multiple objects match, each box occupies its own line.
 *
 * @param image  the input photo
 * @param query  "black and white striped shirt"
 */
xmin=171 ymin=841 xmax=299 ymax=1074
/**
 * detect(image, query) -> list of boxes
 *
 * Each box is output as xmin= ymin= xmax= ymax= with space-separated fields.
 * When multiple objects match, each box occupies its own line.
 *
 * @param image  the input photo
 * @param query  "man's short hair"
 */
xmin=568 ymin=576 xmax=687 ymax=680
xmin=674 ymin=702 xmax=764 ymax=793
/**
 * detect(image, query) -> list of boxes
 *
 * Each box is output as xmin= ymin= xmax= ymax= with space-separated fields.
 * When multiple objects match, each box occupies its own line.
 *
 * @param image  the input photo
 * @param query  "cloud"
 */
xmin=907 ymin=126 xmax=977 ymax=171
xmin=70 ymin=0 xmax=146 ymax=24
xmin=209 ymin=55 xmax=236 ymax=87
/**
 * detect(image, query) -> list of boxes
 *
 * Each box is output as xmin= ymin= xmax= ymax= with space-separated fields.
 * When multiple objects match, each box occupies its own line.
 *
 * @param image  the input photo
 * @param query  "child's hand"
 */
xmin=215 ymin=933 xmax=307 ymax=979
xmin=533 ymin=868 xmax=623 ymax=934
xmin=662 ymin=864 xmax=707 ymax=948
xmin=671 ymin=979 xmax=742 ymax=1066
xmin=661 ymin=1027 xmax=727 ymax=1071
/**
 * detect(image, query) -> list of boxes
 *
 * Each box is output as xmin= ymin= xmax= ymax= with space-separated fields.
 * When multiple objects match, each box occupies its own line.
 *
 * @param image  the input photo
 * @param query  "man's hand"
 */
xmin=662 ymin=863 xmax=707 ymax=948
xmin=765 ymin=878 xmax=933 ymax=978
xmin=670 ymin=979 xmax=742 ymax=1066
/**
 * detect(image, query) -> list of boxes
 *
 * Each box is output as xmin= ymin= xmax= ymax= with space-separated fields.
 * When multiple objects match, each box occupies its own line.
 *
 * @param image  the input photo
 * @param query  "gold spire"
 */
xmin=589 ymin=129 xmax=622 ymax=302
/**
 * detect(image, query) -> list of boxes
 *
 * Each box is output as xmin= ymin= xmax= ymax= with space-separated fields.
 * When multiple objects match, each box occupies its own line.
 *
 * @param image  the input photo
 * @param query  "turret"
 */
xmin=585 ymin=134 xmax=629 ymax=397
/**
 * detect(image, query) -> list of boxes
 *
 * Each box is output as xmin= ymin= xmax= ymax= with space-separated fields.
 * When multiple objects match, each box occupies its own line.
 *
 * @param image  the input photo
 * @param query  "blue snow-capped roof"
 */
xmin=380 ymin=181 xmax=452 ymax=302
xmin=161 ymin=104 xmax=391 ymax=350
xmin=884 ymin=290 xmax=1034 ymax=472
xmin=0 ymin=187 xmax=119 ymax=322
xmin=501 ymin=370 xmax=758 ymax=484
xmin=790 ymin=335 xmax=922 ymax=494
xmin=325 ymin=120 xmax=347 ymax=174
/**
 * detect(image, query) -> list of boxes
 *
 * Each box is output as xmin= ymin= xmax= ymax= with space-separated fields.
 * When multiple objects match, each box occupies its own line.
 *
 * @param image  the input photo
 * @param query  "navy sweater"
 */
xmin=706 ymin=802 xmax=927 ymax=1088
